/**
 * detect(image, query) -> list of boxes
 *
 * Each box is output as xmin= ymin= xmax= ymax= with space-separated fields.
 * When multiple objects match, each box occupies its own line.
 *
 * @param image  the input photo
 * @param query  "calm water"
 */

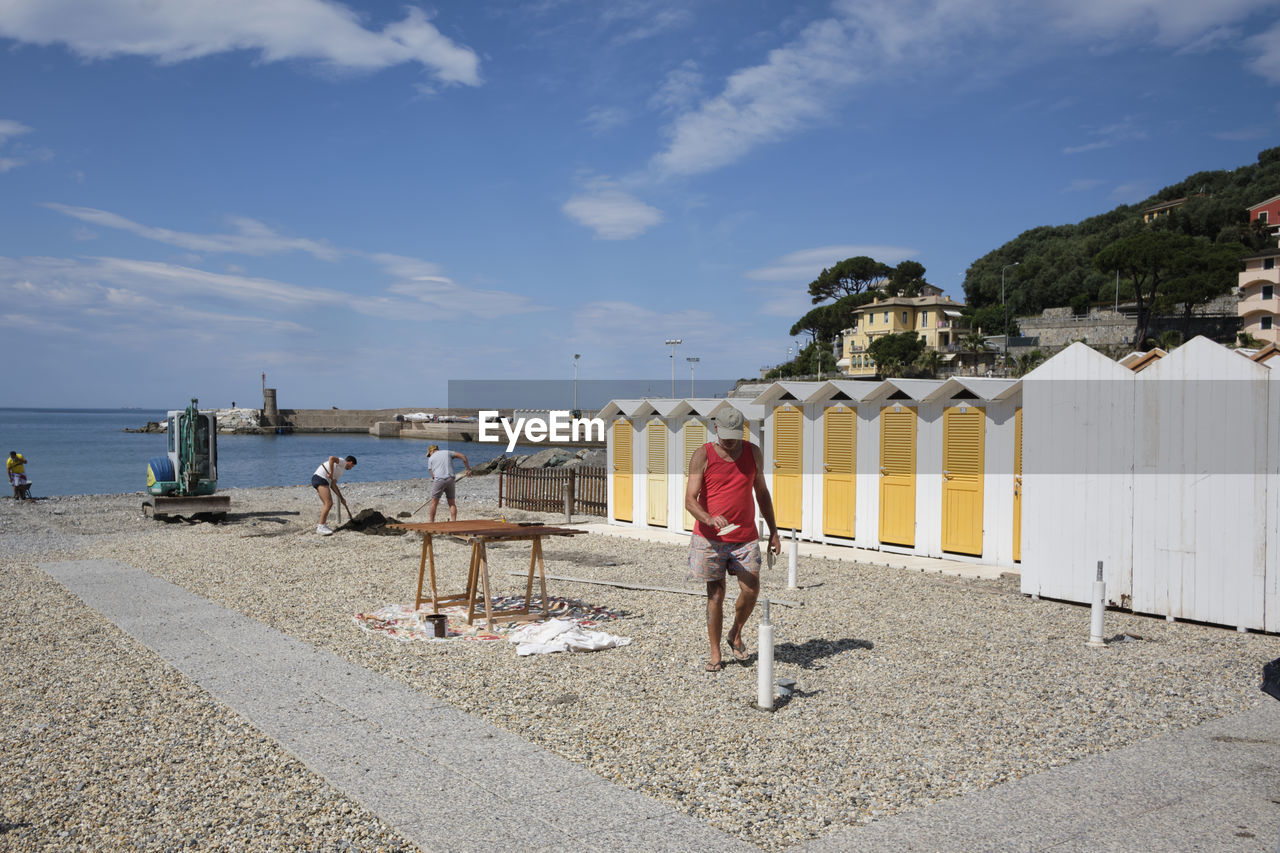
xmin=0 ymin=409 xmax=522 ymax=497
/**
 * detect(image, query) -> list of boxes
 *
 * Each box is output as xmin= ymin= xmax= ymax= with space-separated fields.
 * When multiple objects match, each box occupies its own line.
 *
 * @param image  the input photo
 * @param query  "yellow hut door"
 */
xmin=646 ymin=420 xmax=668 ymax=527
xmin=1013 ymin=407 xmax=1022 ymax=563
xmin=772 ymin=406 xmax=803 ymax=531
xmin=682 ymin=420 xmax=707 ymax=530
xmin=941 ymin=406 xmax=985 ymax=556
xmin=822 ymin=406 xmax=856 ymax=538
xmin=612 ymin=419 xmax=633 ymax=522
xmin=878 ymin=405 xmax=916 ymax=547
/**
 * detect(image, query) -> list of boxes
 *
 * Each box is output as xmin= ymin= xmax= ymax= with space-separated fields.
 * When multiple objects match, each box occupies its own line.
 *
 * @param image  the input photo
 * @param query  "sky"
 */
xmin=1 ymin=0 xmax=1279 ymax=408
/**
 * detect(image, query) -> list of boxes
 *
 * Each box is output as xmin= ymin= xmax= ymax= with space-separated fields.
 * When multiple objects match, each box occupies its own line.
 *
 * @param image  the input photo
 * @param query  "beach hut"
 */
xmin=858 ymin=379 xmax=945 ymax=553
xmin=752 ymin=382 xmax=828 ymax=537
xmin=1020 ymin=343 xmax=1136 ymax=606
xmin=800 ymin=380 xmax=879 ymax=543
xmin=1268 ymin=355 xmax=1280 ymax=632
xmin=921 ymin=378 xmax=1021 ymax=563
xmin=1130 ymin=337 xmax=1270 ymax=630
xmin=598 ymin=400 xmax=649 ymax=526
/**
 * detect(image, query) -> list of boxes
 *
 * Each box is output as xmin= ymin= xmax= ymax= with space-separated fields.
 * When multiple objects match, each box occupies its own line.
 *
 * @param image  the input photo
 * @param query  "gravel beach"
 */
xmin=2 ymin=475 xmax=1278 ymax=851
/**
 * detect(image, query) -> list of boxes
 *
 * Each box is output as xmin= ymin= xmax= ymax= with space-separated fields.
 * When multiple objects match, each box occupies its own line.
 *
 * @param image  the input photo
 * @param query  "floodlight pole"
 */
xmin=686 ymin=357 xmax=699 ymax=396
xmin=665 ymin=339 xmax=682 ymax=397
xmin=573 ymin=353 xmax=580 ymax=410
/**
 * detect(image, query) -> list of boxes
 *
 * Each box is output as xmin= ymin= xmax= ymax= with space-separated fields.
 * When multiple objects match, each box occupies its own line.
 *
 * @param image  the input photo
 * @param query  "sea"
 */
xmin=0 ymin=408 xmax=524 ymax=498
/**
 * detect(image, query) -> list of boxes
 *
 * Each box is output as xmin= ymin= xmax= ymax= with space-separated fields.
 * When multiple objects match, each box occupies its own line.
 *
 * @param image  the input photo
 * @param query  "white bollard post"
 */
xmin=787 ymin=529 xmax=798 ymax=590
xmin=756 ymin=599 xmax=774 ymax=711
xmin=1088 ymin=560 xmax=1106 ymax=647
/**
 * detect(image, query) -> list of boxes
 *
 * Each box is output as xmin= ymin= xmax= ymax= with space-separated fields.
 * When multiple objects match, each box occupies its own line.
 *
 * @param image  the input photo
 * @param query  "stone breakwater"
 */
xmin=1 ymin=479 xmax=1278 ymax=850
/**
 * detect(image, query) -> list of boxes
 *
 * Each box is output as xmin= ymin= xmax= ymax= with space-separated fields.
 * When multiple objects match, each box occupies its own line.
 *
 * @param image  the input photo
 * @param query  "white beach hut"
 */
xmin=1020 ymin=343 xmax=1137 ymax=606
xmin=1130 ymin=337 xmax=1270 ymax=631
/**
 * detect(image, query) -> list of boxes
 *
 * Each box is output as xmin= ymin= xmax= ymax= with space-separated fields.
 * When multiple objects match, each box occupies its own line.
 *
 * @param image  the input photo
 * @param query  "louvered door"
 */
xmin=941 ymin=405 xmax=985 ymax=555
xmin=878 ymin=405 xmax=916 ymax=546
xmin=772 ymin=406 xmax=802 ymax=531
xmin=612 ymin=419 xmax=632 ymax=522
xmin=822 ymin=406 xmax=856 ymax=538
xmin=645 ymin=419 xmax=667 ymax=527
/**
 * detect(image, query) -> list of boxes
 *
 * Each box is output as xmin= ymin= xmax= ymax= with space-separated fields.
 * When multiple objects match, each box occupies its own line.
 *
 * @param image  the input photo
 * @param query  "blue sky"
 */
xmin=1 ymin=0 xmax=1278 ymax=408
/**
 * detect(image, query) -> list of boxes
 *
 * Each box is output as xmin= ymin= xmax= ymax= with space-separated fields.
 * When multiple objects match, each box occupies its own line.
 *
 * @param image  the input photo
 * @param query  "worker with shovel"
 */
xmin=425 ymin=444 xmax=471 ymax=522
xmin=312 ymin=455 xmax=356 ymax=535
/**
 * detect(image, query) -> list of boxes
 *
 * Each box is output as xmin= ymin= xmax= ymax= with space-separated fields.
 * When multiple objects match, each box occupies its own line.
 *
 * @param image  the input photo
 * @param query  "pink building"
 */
xmin=1250 ymin=193 xmax=1280 ymax=241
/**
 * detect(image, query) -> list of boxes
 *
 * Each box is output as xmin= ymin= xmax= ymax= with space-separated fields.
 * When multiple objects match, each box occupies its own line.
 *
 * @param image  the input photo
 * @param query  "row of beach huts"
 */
xmin=599 ymin=338 xmax=1280 ymax=633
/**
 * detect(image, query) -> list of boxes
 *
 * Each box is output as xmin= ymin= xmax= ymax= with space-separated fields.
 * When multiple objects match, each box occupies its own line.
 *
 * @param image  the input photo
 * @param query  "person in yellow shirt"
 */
xmin=7 ymin=451 xmax=32 ymax=500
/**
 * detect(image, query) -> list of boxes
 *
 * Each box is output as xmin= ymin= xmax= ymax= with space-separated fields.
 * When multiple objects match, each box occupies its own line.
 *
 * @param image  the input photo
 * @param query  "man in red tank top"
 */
xmin=684 ymin=407 xmax=781 ymax=671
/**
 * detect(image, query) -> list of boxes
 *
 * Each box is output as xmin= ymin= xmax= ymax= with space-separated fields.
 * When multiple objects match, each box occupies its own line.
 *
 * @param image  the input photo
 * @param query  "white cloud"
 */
xmin=745 ymin=245 xmax=920 ymax=282
xmin=1246 ymin=21 xmax=1280 ymax=83
xmin=584 ymin=106 xmax=629 ymax=135
xmin=646 ymin=0 xmax=1277 ymax=180
xmin=609 ymin=7 xmax=693 ymax=46
xmin=649 ymin=60 xmax=702 ymax=114
xmin=651 ymin=17 xmax=862 ymax=177
xmin=562 ymin=181 xmax=664 ymax=239
xmin=0 ymin=1 xmax=481 ymax=85
xmin=1110 ymin=182 xmax=1149 ymax=202
xmin=1063 ymin=178 xmax=1106 ymax=192
xmin=0 ymin=158 xmax=23 ymax=172
xmin=1211 ymin=127 xmax=1267 ymax=141
xmin=1062 ymin=115 xmax=1146 ymax=155
xmin=44 ymin=203 xmax=342 ymax=260
xmin=0 ymin=119 xmax=32 ymax=142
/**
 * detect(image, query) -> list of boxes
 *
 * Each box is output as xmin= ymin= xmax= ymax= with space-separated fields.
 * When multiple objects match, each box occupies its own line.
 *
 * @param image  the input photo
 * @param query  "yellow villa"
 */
xmin=837 ymin=286 xmax=970 ymax=377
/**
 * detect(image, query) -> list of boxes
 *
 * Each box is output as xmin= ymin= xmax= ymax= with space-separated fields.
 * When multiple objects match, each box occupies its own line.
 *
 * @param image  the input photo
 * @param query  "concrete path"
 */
xmin=804 ymin=698 xmax=1280 ymax=852
xmin=42 ymin=559 xmax=1280 ymax=853
xmin=42 ymin=559 xmax=755 ymax=853
xmin=568 ymin=521 xmax=1012 ymax=580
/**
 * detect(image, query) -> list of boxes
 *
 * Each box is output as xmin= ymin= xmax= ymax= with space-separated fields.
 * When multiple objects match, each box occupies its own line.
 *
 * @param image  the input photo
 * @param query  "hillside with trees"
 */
xmin=768 ymin=147 xmax=1279 ymax=379
xmin=961 ymin=146 xmax=1280 ymax=338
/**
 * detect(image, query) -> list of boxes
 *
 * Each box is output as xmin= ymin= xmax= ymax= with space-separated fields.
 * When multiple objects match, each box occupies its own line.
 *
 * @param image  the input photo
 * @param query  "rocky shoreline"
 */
xmin=2 ymin=479 xmax=1278 ymax=851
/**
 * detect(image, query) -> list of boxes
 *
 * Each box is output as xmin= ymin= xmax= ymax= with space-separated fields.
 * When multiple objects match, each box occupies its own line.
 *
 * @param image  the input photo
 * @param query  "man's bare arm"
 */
xmin=752 ymin=445 xmax=782 ymax=553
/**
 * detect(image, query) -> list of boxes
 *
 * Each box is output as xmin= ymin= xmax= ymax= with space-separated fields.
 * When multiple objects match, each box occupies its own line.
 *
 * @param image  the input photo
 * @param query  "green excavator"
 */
xmin=143 ymin=398 xmax=231 ymax=520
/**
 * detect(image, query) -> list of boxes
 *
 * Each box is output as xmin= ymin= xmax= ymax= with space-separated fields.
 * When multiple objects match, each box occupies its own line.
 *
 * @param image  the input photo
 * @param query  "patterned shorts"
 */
xmin=687 ymin=534 xmax=761 ymax=582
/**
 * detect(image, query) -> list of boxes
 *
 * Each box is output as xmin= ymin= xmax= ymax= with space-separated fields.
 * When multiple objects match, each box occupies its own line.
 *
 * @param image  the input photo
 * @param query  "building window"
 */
xmin=883 ymin=311 xmax=889 ymax=323
xmin=1265 ymin=258 xmax=1276 ymax=270
xmin=901 ymin=311 xmax=908 ymax=324
xmin=920 ymin=311 xmax=928 ymax=327
xmin=1265 ymin=284 xmax=1274 ymax=300
xmin=1262 ymin=316 xmax=1273 ymax=331
xmin=1260 ymin=211 xmax=1270 ymax=224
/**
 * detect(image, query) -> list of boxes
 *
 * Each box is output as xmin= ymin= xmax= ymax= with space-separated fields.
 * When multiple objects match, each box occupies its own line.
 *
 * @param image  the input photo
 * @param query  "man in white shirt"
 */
xmin=426 ymin=444 xmax=471 ymax=522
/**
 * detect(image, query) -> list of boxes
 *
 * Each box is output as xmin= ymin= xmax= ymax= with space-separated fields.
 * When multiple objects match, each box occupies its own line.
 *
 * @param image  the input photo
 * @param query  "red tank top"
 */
xmin=693 ymin=441 xmax=758 ymax=543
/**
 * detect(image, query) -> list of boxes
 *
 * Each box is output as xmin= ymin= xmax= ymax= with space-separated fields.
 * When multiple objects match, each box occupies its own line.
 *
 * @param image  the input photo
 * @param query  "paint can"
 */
xmin=424 ymin=614 xmax=447 ymax=638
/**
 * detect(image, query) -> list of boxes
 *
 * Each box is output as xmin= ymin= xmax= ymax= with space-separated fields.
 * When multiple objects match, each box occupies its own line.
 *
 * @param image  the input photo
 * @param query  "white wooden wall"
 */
xmin=1268 ymin=364 xmax=1280 ymax=633
xmin=1131 ymin=338 xmax=1269 ymax=630
xmin=1021 ymin=343 xmax=1136 ymax=605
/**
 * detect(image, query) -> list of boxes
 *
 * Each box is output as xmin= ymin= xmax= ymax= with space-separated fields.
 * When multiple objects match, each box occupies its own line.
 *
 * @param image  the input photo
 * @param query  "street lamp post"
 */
xmin=686 ymin=357 xmax=699 ymax=396
xmin=664 ymin=339 xmax=682 ymax=397
xmin=1002 ymin=262 xmax=1020 ymax=376
xmin=572 ymin=353 xmax=580 ymax=411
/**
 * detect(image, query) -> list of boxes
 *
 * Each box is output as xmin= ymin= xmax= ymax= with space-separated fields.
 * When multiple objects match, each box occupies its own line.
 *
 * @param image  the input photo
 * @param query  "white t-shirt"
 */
xmin=313 ymin=458 xmax=344 ymax=484
xmin=427 ymin=450 xmax=455 ymax=480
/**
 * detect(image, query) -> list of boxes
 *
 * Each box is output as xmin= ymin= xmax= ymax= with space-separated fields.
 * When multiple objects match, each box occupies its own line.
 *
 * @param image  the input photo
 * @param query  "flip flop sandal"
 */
xmin=705 ymin=660 xmax=724 ymax=672
xmin=728 ymin=638 xmax=749 ymax=661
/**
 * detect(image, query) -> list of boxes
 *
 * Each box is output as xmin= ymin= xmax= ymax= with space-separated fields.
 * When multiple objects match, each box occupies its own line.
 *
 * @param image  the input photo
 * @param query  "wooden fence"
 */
xmin=497 ymin=463 xmax=607 ymax=517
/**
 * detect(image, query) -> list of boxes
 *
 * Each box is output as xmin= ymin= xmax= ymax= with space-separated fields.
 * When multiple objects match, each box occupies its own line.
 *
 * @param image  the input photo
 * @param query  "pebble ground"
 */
xmin=1 ymin=475 xmax=1277 ymax=851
